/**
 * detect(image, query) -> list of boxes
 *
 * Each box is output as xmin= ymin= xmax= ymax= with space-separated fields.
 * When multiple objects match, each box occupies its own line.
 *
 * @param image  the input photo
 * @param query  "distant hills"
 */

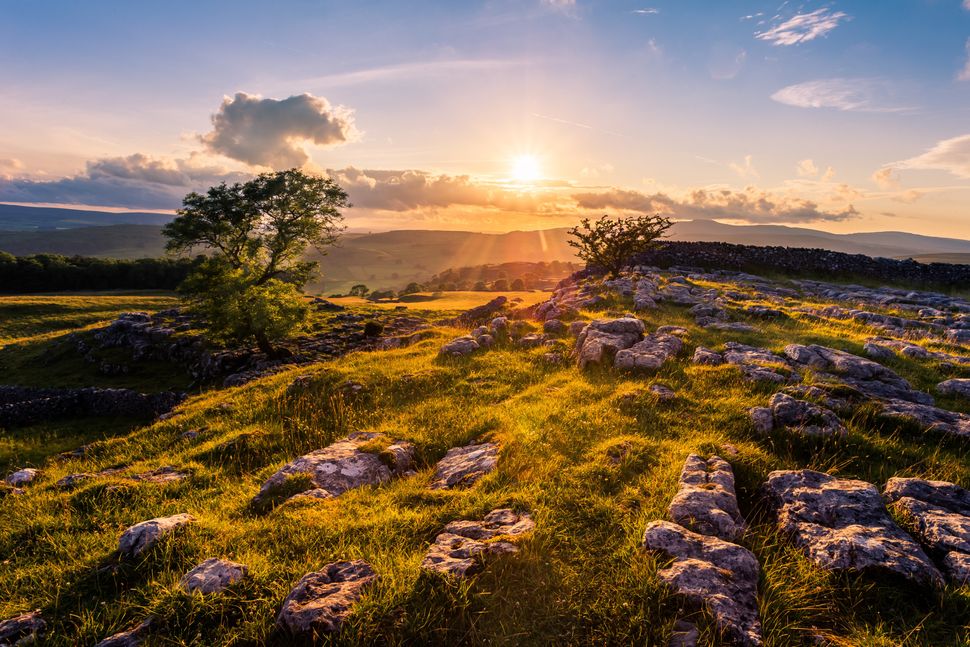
xmin=3 ymin=202 xmax=970 ymax=293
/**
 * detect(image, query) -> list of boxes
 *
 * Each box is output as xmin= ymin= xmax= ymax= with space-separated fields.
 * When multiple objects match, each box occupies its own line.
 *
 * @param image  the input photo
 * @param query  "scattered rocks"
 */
xmin=668 ymin=455 xmax=746 ymax=541
xmin=643 ymin=521 xmax=762 ymax=646
xmin=422 ymin=509 xmax=535 ymax=577
xmin=884 ymin=477 xmax=970 ymax=584
xmin=543 ymin=319 xmax=567 ymax=335
xmin=439 ymin=336 xmax=481 ymax=358
xmin=5 ymin=468 xmax=38 ymax=487
xmin=0 ymin=610 xmax=45 ymax=646
xmin=277 ymin=560 xmax=378 ymax=636
xmin=119 ymin=513 xmax=196 ymax=558
xmin=762 ymin=470 xmax=943 ymax=588
xmin=180 ymin=558 xmax=248 ymax=594
xmin=614 ymin=333 xmax=683 ymax=373
xmin=430 ymin=442 xmax=499 ymax=490
xmin=722 ymin=343 xmax=795 ymax=384
xmin=755 ymin=393 xmax=847 ymax=438
xmin=691 ymin=347 xmax=723 ymax=366
xmin=252 ymin=433 xmax=414 ymax=507
xmin=937 ymin=379 xmax=970 ymax=399
xmin=575 ymin=317 xmax=644 ymax=369
xmin=877 ymin=400 xmax=970 ymax=440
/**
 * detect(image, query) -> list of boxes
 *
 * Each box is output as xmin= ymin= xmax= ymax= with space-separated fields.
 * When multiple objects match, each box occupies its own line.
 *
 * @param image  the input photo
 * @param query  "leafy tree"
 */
xmin=349 ymin=284 xmax=370 ymax=297
xmin=163 ymin=168 xmax=348 ymax=355
xmin=567 ymin=213 xmax=671 ymax=278
xmin=492 ymin=278 xmax=509 ymax=291
xmin=472 ymin=280 xmax=488 ymax=291
xmin=401 ymin=282 xmax=422 ymax=295
xmin=510 ymin=277 xmax=525 ymax=291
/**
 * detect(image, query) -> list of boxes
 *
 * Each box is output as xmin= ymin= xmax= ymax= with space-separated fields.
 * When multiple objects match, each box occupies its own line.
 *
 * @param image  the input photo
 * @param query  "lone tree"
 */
xmin=163 ymin=168 xmax=349 ymax=356
xmin=567 ymin=213 xmax=671 ymax=278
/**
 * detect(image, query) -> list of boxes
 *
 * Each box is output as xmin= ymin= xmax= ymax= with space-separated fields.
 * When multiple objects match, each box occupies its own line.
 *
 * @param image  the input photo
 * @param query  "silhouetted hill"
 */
xmin=0 ymin=204 xmax=172 ymax=230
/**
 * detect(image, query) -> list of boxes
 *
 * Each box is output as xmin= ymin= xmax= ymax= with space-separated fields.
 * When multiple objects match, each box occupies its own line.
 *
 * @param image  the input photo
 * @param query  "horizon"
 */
xmin=2 ymin=1 xmax=970 ymax=238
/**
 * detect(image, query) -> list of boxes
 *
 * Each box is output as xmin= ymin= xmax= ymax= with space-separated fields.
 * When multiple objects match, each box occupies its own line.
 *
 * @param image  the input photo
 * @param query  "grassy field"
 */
xmin=0 ymin=282 xmax=967 ymax=645
xmin=328 ymin=290 xmax=551 ymax=311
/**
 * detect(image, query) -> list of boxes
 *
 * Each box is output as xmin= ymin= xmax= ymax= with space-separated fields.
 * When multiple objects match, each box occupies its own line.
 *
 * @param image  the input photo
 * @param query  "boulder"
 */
xmin=649 ymin=384 xmax=677 ymax=402
xmin=575 ymin=318 xmax=644 ymax=369
xmin=119 ymin=513 xmax=196 ymax=558
xmin=877 ymin=400 xmax=970 ymax=440
xmin=0 ymin=610 xmax=45 ymax=646
xmin=253 ymin=433 xmax=414 ymax=506
xmin=430 ymin=442 xmax=499 ymax=490
xmin=642 ymin=521 xmax=762 ymax=646
xmin=422 ymin=509 xmax=535 ymax=577
xmin=180 ymin=558 xmax=248 ymax=594
xmin=883 ymin=477 xmax=970 ymax=584
xmin=763 ymin=393 xmax=847 ymax=438
xmin=938 ymin=379 xmax=970 ymax=399
xmin=5 ymin=468 xmax=38 ymax=487
xmin=614 ymin=333 xmax=683 ymax=373
xmin=439 ymin=336 xmax=480 ymax=357
xmin=668 ymin=454 xmax=746 ymax=541
xmin=691 ymin=347 xmax=723 ymax=366
xmin=762 ymin=470 xmax=943 ymax=588
xmin=668 ymin=620 xmax=700 ymax=647
xmin=722 ymin=343 xmax=795 ymax=384
xmin=705 ymin=322 xmax=758 ymax=333
xmin=748 ymin=407 xmax=773 ymax=435
xmin=543 ymin=319 xmax=567 ymax=335
xmin=277 ymin=560 xmax=378 ymax=636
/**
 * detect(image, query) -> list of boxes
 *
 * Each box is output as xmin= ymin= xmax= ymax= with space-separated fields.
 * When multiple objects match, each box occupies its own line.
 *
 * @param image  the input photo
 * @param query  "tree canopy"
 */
xmin=567 ymin=214 xmax=671 ymax=278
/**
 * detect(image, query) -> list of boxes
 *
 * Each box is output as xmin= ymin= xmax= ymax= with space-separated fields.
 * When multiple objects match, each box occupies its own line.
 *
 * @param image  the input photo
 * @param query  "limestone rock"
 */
xmin=94 ymin=619 xmax=154 ymax=647
xmin=180 ymin=558 xmax=248 ymax=594
xmin=938 ymin=379 xmax=970 ymax=399
xmin=133 ymin=466 xmax=190 ymax=484
xmin=253 ymin=433 xmax=414 ymax=506
xmin=439 ymin=336 xmax=480 ymax=357
xmin=706 ymin=322 xmax=758 ymax=333
xmin=765 ymin=393 xmax=847 ymax=438
xmin=0 ymin=610 xmax=45 ymax=646
xmin=614 ymin=333 xmax=682 ymax=372
xmin=575 ymin=317 xmax=644 ymax=369
xmin=877 ymin=400 xmax=970 ymax=440
xmin=884 ymin=477 xmax=970 ymax=584
xmin=276 ymin=560 xmax=378 ymax=636
xmin=430 ymin=442 xmax=499 ymax=490
xmin=649 ymin=384 xmax=677 ymax=402
xmin=643 ymin=521 xmax=762 ymax=646
xmin=669 ymin=454 xmax=746 ymax=541
xmin=722 ymin=343 xmax=795 ymax=384
xmin=119 ymin=513 xmax=195 ymax=558
xmin=692 ymin=347 xmax=723 ymax=366
xmin=668 ymin=620 xmax=700 ymax=647
xmin=422 ymin=509 xmax=535 ymax=576
xmin=5 ymin=468 xmax=38 ymax=487
xmin=748 ymin=407 xmax=774 ymax=435
xmin=762 ymin=470 xmax=943 ymax=588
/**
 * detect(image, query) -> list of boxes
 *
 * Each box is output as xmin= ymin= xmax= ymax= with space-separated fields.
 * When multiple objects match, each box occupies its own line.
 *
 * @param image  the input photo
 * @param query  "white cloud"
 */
xmin=797 ymin=159 xmax=819 ymax=177
xmin=755 ymin=8 xmax=849 ymax=46
xmin=771 ymin=78 xmax=910 ymax=112
xmin=872 ymin=167 xmax=900 ymax=189
xmin=0 ymin=158 xmax=23 ymax=180
xmin=633 ymin=8 xmax=659 ymax=15
xmin=894 ymin=134 xmax=970 ymax=178
xmin=201 ymin=92 xmax=358 ymax=168
xmin=958 ymin=38 xmax=970 ymax=81
xmin=729 ymin=155 xmax=759 ymax=179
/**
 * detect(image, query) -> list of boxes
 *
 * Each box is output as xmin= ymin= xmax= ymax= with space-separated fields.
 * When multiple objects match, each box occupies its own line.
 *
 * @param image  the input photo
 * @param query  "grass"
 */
xmin=327 ymin=290 xmax=551 ymax=311
xmin=0 ymin=284 xmax=968 ymax=645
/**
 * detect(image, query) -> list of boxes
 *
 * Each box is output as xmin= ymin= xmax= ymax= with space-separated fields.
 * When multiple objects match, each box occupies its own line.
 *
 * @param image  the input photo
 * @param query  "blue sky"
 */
xmin=1 ymin=0 xmax=969 ymax=236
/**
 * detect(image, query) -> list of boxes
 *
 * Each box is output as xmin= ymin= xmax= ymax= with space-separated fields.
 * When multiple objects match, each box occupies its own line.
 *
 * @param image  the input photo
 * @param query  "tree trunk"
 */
xmin=254 ymin=329 xmax=276 ymax=357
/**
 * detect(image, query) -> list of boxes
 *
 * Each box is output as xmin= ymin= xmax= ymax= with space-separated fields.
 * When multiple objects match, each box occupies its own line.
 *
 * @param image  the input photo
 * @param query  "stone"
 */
xmin=439 ymin=336 xmax=480 ymax=357
xmin=422 ymin=509 xmax=535 ymax=577
xmin=883 ymin=477 xmax=970 ymax=584
xmin=430 ymin=442 xmax=499 ymax=490
xmin=744 ymin=305 xmax=783 ymax=318
xmin=543 ymin=319 xmax=566 ymax=335
xmin=938 ymin=379 xmax=970 ymax=399
xmin=614 ymin=333 xmax=683 ymax=372
xmin=642 ymin=521 xmax=762 ymax=646
xmin=649 ymin=384 xmax=677 ymax=402
xmin=705 ymin=322 xmax=757 ymax=333
xmin=575 ymin=317 xmax=644 ymax=369
xmin=762 ymin=470 xmax=943 ymax=588
xmin=765 ymin=393 xmax=847 ymax=438
xmin=722 ymin=343 xmax=795 ymax=384
xmin=118 ymin=513 xmax=196 ymax=557
xmin=669 ymin=454 xmax=746 ymax=541
xmin=5 ymin=468 xmax=38 ymax=487
xmin=656 ymin=325 xmax=690 ymax=337
xmin=276 ymin=560 xmax=378 ymax=636
xmin=568 ymin=321 xmax=587 ymax=336
xmin=94 ymin=619 xmax=154 ymax=647
xmin=252 ymin=433 xmax=414 ymax=506
xmin=669 ymin=620 xmax=700 ymax=647
xmin=748 ymin=407 xmax=773 ymax=435
xmin=877 ymin=400 xmax=970 ymax=440
xmin=180 ymin=558 xmax=248 ymax=594
xmin=133 ymin=466 xmax=190 ymax=484
xmin=691 ymin=347 xmax=723 ymax=366
xmin=0 ymin=610 xmax=45 ymax=646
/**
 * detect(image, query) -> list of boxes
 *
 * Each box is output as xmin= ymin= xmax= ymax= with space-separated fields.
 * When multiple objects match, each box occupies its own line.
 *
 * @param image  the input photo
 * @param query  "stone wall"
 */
xmin=0 ymin=386 xmax=184 ymax=428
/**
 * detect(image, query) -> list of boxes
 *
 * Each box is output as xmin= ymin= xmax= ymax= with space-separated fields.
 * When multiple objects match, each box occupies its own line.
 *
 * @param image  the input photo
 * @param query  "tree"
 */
xmin=349 ymin=284 xmax=370 ymax=297
xmin=163 ymin=168 xmax=349 ymax=355
xmin=491 ymin=279 xmax=509 ymax=291
xmin=510 ymin=277 xmax=525 ymax=291
xmin=567 ymin=213 xmax=671 ymax=278
xmin=401 ymin=282 xmax=422 ymax=295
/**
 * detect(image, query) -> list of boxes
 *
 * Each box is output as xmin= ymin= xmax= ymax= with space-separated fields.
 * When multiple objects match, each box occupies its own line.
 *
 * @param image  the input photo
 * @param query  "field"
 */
xmin=327 ymin=290 xmax=551 ymax=311
xmin=0 ymin=282 xmax=968 ymax=646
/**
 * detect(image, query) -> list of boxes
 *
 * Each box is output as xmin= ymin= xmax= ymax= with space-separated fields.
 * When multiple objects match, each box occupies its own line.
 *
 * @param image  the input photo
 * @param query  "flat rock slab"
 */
xmin=94 ymin=619 xmax=153 ymax=647
xmin=180 ymin=558 xmax=248 ymax=594
xmin=0 ymin=610 xmax=45 ymax=645
xmin=877 ymin=400 xmax=970 ymax=440
xmin=884 ymin=477 xmax=970 ymax=584
xmin=614 ymin=333 xmax=683 ymax=372
xmin=722 ymin=343 xmax=795 ymax=384
xmin=422 ymin=509 xmax=535 ymax=576
xmin=430 ymin=443 xmax=499 ymax=490
xmin=277 ymin=560 xmax=378 ymax=636
xmin=643 ymin=521 xmax=763 ymax=646
xmin=119 ymin=513 xmax=196 ymax=558
xmin=576 ymin=317 xmax=644 ymax=369
xmin=762 ymin=470 xmax=943 ymax=588
xmin=5 ymin=468 xmax=38 ymax=487
xmin=938 ymin=379 xmax=970 ymax=399
xmin=692 ymin=347 xmax=724 ymax=366
xmin=133 ymin=466 xmax=190 ymax=483
xmin=784 ymin=344 xmax=932 ymax=405
xmin=669 ymin=454 xmax=746 ymax=541
xmin=253 ymin=432 xmax=414 ymax=506
xmin=761 ymin=393 xmax=847 ymax=438
xmin=439 ymin=336 xmax=481 ymax=357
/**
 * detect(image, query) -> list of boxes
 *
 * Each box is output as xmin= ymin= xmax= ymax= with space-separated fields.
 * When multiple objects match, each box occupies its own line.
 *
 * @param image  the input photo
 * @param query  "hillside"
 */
xmin=1 ymin=270 xmax=969 ymax=645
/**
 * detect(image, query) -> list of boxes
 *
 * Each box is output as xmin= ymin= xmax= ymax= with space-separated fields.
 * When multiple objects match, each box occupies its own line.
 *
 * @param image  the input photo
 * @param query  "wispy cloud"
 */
xmin=298 ymin=59 xmax=524 ymax=89
xmin=771 ymin=78 xmax=912 ymax=113
xmin=893 ymin=134 xmax=970 ymax=179
xmin=755 ymin=8 xmax=849 ymax=46
xmin=632 ymin=8 xmax=659 ymax=15
xmin=729 ymin=155 xmax=759 ymax=179
xmin=958 ymin=38 xmax=970 ymax=81
xmin=530 ymin=112 xmax=622 ymax=136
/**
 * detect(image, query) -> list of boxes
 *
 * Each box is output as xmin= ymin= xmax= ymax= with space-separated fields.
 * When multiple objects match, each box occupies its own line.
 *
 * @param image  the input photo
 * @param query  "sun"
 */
xmin=510 ymin=154 xmax=542 ymax=184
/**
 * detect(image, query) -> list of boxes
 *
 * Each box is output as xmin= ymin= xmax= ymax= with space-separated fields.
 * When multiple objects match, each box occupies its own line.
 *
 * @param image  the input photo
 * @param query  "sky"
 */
xmin=1 ymin=0 xmax=970 ymax=237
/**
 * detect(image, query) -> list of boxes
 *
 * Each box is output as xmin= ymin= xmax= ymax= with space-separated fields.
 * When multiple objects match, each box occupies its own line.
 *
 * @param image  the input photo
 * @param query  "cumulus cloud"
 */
xmin=755 ymin=8 xmax=849 ymax=46
xmin=201 ymin=92 xmax=357 ymax=168
xmin=958 ymin=38 xmax=970 ymax=81
xmin=0 ymin=154 xmax=248 ymax=209
xmin=797 ymin=159 xmax=819 ymax=177
xmin=0 ymin=158 xmax=23 ymax=180
xmin=872 ymin=167 xmax=900 ymax=189
xmin=893 ymin=134 xmax=970 ymax=178
xmin=571 ymin=187 xmax=858 ymax=223
xmin=771 ymin=78 xmax=909 ymax=112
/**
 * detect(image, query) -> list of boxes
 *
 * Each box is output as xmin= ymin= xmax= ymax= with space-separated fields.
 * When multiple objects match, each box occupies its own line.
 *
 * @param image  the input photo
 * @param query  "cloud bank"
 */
xmin=201 ymin=92 xmax=357 ymax=168
xmin=755 ymin=9 xmax=848 ymax=46
xmin=894 ymin=134 xmax=970 ymax=178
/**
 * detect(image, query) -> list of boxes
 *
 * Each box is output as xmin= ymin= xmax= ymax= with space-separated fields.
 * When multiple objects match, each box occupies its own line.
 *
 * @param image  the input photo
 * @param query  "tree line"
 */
xmin=0 ymin=252 xmax=201 ymax=293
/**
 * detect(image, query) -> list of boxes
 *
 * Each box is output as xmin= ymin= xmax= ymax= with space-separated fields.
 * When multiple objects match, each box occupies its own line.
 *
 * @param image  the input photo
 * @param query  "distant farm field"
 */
xmin=327 ymin=290 xmax=551 ymax=311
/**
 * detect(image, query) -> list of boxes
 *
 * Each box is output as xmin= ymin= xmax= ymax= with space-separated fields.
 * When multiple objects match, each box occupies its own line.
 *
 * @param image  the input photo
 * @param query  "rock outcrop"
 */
xmin=180 ymin=558 xmax=248 ymax=594
xmin=750 ymin=393 xmax=847 ymax=438
xmin=575 ymin=317 xmax=644 ymax=369
xmin=0 ymin=385 xmax=184 ymax=428
xmin=277 ymin=560 xmax=378 ymax=636
xmin=877 ymin=400 xmax=970 ymax=440
xmin=422 ymin=509 xmax=535 ymax=577
xmin=614 ymin=333 xmax=683 ymax=373
xmin=430 ymin=443 xmax=499 ymax=490
xmin=0 ymin=610 xmax=45 ymax=646
xmin=668 ymin=455 xmax=746 ymax=541
xmin=5 ymin=468 xmax=38 ymax=487
xmin=938 ymin=379 xmax=970 ymax=399
xmin=119 ymin=513 xmax=196 ymax=558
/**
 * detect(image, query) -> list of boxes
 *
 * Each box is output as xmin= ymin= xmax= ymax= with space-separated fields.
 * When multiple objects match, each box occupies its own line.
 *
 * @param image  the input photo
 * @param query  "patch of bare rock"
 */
xmin=252 ymin=432 xmax=414 ymax=507
xmin=762 ymin=470 xmax=943 ymax=588
xmin=883 ymin=477 xmax=970 ymax=585
xmin=430 ymin=442 xmax=499 ymax=489
xmin=180 ymin=558 xmax=248 ymax=594
xmin=877 ymin=400 xmax=970 ymax=440
xmin=937 ymin=378 xmax=970 ymax=399
xmin=276 ymin=560 xmax=378 ymax=637
xmin=749 ymin=393 xmax=847 ymax=438
xmin=575 ymin=316 xmax=644 ymax=369
xmin=669 ymin=454 xmax=746 ymax=541
xmin=865 ymin=337 xmax=970 ymax=366
xmin=94 ymin=618 xmax=154 ymax=647
xmin=118 ymin=513 xmax=196 ymax=558
xmin=422 ymin=509 xmax=535 ymax=577
xmin=0 ymin=610 xmax=45 ymax=646
xmin=5 ymin=468 xmax=38 ymax=488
